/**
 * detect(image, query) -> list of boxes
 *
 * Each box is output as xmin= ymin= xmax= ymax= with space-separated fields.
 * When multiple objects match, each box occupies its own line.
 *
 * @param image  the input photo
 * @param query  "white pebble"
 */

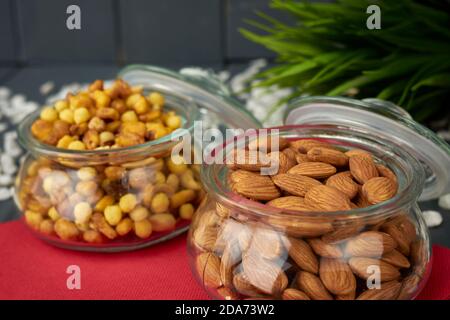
xmin=0 ymin=86 xmax=11 ymax=100
xmin=438 ymin=193 xmax=450 ymax=210
xmin=0 ymin=174 xmax=13 ymax=186
xmin=4 ymin=131 xmax=22 ymax=157
xmin=39 ymin=81 xmax=55 ymax=96
xmin=10 ymin=94 xmax=26 ymax=108
xmin=0 ymin=153 xmax=17 ymax=175
xmin=423 ymin=210 xmax=443 ymax=228
xmin=0 ymin=187 xmax=11 ymax=201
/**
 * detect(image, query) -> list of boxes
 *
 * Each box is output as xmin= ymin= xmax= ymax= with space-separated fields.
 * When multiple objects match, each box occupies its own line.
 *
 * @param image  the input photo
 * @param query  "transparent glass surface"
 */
xmin=15 ymin=90 xmax=202 ymax=252
xmin=187 ymin=126 xmax=431 ymax=300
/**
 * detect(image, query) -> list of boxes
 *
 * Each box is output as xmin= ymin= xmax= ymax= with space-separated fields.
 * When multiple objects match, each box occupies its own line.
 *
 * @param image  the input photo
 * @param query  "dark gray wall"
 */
xmin=0 ymin=0 xmax=293 ymax=66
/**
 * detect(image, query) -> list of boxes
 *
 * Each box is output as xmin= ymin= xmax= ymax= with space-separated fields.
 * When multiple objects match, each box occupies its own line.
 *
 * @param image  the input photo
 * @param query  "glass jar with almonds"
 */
xmin=14 ymin=65 xmax=261 ymax=251
xmin=188 ymin=96 xmax=450 ymax=300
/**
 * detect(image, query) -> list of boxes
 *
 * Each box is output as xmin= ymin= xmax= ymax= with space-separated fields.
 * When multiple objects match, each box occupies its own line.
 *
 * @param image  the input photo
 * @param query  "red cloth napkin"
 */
xmin=0 ymin=220 xmax=448 ymax=300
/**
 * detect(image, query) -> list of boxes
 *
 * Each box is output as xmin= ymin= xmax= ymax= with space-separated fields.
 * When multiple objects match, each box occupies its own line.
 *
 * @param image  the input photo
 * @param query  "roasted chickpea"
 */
xmin=104 ymin=205 xmax=123 ymax=226
xmin=179 ymin=203 xmax=195 ymax=220
xmin=119 ymin=193 xmax=137 ymax=213
xmin=149 ymin=213 xmax=176 ymax=232
xmin=149 ymin=92 xmax=165 ymax=106
xmin=68 ymin=140 xmax=86 ymax=150
xmin=59 ymin=109 xmax=74 ymax=124
xmin=121 ymin=110 xmax=139 ymax=122
xmin=130 ymin=206 xmax=149 ymax=222
xmin=151 ymin=192 xmax=170 ymax=214
xmin=116 ymin=218 xmax=133 ymax=236
xmin=77 ymin=167 xmax=97 ymax=181
xmin=134 ymin=219 xmax=153 ymax=239
xmin=74 ymin=202 xmax=93 ymax=224
xmin=74 ymin=107 xmax=90 ymax=124
xmin=40 ymin=107 xmax=58 ymax=122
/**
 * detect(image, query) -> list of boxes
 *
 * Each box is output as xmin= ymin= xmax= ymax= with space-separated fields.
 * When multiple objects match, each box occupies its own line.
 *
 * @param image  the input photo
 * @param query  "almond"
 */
xmin=282 ymin=147 xmax=298 ymax=162
xmin=356 ymin=280 xmax=401 ymax=300
xmin=267 ymin=216 xmax=334 ymax=238
xmin=231 ymin=171 xmax=280 ymax=201
xmin=196 ymin=253 xmax=222 ymax=288
xmin=215 ymin=203 xmax=230 ymax=219
xmin=233 ymin=272 xmax=264 ymax=297
xmin=227 ymin=149 xmax=270 ymax=171
xmin=326 ymin=171 xmax=359 ymax=199
xmin=248 ymin=136 xmax=289 ymax=152
xmin=410 ymin=239 xmax=427 ymax=276
xmin=307 ymin=147 xmax=349 ymax=167
xmin=376 ymin=164 xmax=398 ymax=185
xmin=362 ymin=177 xmax=397 ymax=205
xmin=321 ymin=221 xmax=365 ymax=244
xmin=335 ymin=292 xmax=355 ymax=300
xmin=290 ymin=139 xmax=337 ymax=153
xmin=344 ymin=231 xmax=397 ymax=257
xmin=397 ymin=274 xmax=421 ymax=300
xmin=229 ymin=169 xmax=257 ymax=185
xmin=381 ymin=216 xmax=416 ymax=256
xmin=272 ymin=173 xmax=322 ymax=197
xmin=248 ymin=227 xmax=285 ymax=260
xmin=193 ymin=226 xmax=219 ymax=252
xmin=295 ymin=153 xmax=309 ymax=163
xmin=319 ymin=258 xmax=356 ymax=295
xmin=288 ymin=162 xmax=337 ymax=179
xmin=381 ymin=249 xmax=411 ymax=269
xmin=296 ymin=271 xmax=333 ymax=300
xmin=349 ymin=155 xmax=379 ymax=184
xmin=267 ymin=196 xmax=313 ymax=211
xmin=354 ymin=185 xmax=371 ymax=208
xmin=268 ymin=151 xmax=296 ymax=174
xmin=242 ymin=253 xmax=288 ymax=296
xmin=220 ymin=243 xmax=241 ymax=287
xmin=349 ymin=257 xmax=400 ymax=282
xmin=284 ymin=237 xmax=319 ymax=274
xmin=281 ymin=288 xmax=310 ymax=300
xmin=307 ymin=238 xmax=343 ymax=258
xmin=345 ymin=149 xmax=373 ymax=159
xmin=305 ymin=185 xmax=352 ymax=211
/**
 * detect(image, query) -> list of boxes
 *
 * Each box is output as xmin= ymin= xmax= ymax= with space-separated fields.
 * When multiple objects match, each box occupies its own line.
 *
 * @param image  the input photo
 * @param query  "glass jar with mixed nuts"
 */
xmin=188 ymin=125 xmax=433 ymax=300
xmin=15 ymin=78 xmax=204 ymax=251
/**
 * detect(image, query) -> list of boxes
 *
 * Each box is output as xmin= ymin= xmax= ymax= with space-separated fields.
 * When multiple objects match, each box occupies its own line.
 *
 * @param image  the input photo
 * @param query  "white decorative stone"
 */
xmin=39 ymin=81 xmax=55 ymax=96
xmin=0 ymin=187 xmax=11 ymax=201
xmin=0 ymin=154 xmax=17 ymax=175
xmin=0 ymin=174 xmax=13 ymax=186
xmin=423 ymin=210 xmax=443 ymax=228
xmin=438 ymin=193 xmax=450 ymax=210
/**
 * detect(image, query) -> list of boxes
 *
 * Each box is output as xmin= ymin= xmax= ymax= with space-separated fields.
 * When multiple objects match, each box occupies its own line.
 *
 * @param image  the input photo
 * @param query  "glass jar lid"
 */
xmin=284 ymin=96 xmax=450 ymax=201
xmin=118 ymin=65 xmax=261 ymax=130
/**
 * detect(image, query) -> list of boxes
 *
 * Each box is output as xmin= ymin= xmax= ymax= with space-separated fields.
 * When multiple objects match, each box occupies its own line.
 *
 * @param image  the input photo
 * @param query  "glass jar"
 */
xmin=14 ymin=65 xmax=261 ymax=252
xmin=188 ymin=97 xmax=450 ymax=300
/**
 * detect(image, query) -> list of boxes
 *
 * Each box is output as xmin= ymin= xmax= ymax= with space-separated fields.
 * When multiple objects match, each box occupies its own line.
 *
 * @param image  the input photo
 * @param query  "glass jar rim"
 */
xmin=17 ymin=89 xmax=200 ymax=161
xmin=201 ymin=125 xmax=425 ymax=221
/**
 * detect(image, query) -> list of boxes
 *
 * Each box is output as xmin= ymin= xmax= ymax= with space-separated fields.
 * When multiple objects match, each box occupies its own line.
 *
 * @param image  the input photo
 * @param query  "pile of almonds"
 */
xmin=190 ymin=137 xmax=428 ymax=300
xmin=229 ymin=138 xmax=398 ymax=211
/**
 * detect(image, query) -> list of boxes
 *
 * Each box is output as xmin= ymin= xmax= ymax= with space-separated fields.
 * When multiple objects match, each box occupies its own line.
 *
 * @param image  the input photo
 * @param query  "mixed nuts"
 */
xmin=190 ymin=137 xmax=428 ymax=300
